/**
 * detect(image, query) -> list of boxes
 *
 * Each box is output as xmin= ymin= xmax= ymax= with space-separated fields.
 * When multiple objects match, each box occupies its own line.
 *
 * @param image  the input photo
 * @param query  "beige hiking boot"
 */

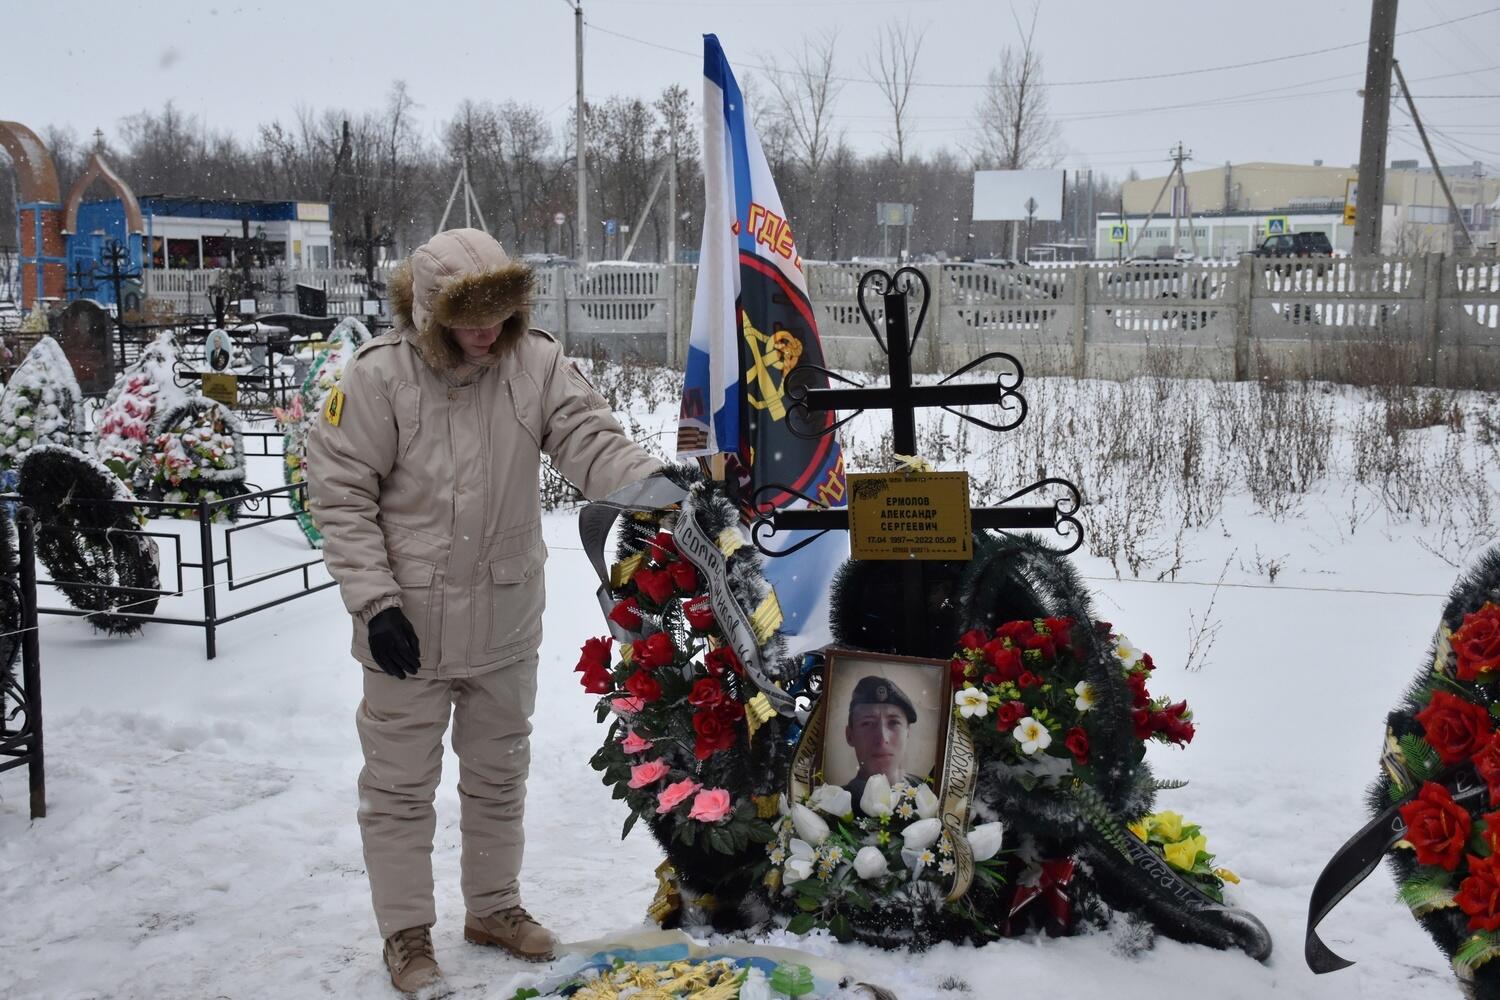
xmin=382 ymin=925 xmax=447 ymax=997
xmin=463 ymin=905 xmax=557 ymax=962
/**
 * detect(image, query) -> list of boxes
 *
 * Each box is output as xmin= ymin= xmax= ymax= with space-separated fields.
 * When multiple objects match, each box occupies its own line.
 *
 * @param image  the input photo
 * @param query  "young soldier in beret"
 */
xmin=842 ymin=674 xmax=925 ymax=816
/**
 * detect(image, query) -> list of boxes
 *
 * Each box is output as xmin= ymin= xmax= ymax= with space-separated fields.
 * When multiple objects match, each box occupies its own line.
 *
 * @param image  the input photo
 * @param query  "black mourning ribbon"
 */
xmin=1306 ymin=762 xmax=1485 ymax=974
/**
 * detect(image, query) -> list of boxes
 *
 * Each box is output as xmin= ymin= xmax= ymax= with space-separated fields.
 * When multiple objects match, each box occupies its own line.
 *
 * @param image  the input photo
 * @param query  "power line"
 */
xmin=584 ymin=6 xmax=1500 ymax=91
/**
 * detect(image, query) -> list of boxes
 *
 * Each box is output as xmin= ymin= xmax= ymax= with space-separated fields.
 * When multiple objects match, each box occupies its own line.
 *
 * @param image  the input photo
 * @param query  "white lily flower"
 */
xmin=902 ymin=817 xmax=943 ymax=852
xmin=783 ymin=839 xmax=816 ymax=884
xmin=966 ymin=821 xmax=1006 ymax=862
xmin=790 ymin=803 xmax=830 ymax=846
xmin=1074 ymin=681 xmax=1096 ymax=712
xmin=954 ymin=687 xmax=989 ymax=719
xmin=1013 ymin=716 xmax=1053 ymax=755
xmin=913 ymin=783 xmax=940 ymax=820
xmin=854 ymin=846 xmax=889 ymax=879
xmin=860 ymin=774 xmax=895 ymax=818
xmin=1114 ymin=636 xmax=1142 ymax=668
xmin=807 ymin=784 xmax=853 ymax=819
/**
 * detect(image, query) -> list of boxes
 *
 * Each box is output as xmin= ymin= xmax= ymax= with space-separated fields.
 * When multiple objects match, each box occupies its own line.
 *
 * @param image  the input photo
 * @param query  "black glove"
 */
xmin=367 ymin=607 xmax=421 ymax=679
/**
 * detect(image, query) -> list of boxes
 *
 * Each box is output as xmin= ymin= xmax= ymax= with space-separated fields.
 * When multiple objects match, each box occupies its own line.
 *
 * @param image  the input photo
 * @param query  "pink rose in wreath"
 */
xmin=610 ymin=697 xmax=646 ymax=717
xmin=620 ymin=731 xmax=654 ymax=754
xmin=628 ymin=759 xmax=671 ymax=788
xmin=657 ymin=777 xmax=702 ymax=814
xmin=689 ymin=787 xmax=734 ymax=823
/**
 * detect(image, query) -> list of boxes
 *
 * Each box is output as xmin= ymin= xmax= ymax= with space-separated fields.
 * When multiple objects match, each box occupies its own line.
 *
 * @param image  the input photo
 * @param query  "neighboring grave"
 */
xmin=55 ymin=300 xmax=114 ymax=394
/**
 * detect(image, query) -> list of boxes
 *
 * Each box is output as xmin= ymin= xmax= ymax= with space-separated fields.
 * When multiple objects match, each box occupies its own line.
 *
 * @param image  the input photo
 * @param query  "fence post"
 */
xmin=1234 ymin=256 xmax=1253 ymax=381
xmin=921 ymin=264 xmax=943 ymax=374
xmin=199 ymin=502 xmax=217 ymax=660
xmin=1071 ymin=266 xmax=1088 ymax=378
xmin=17 ymin=506 xmax=45 ymax=819
xmin=1422 ymin=252 xmax=1444 ymax=387
xmin=556 ymin=267 xmax=573 ymax=353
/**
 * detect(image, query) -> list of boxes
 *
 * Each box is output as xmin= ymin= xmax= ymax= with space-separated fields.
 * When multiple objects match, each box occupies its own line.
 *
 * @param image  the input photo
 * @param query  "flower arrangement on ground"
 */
xmin=0 ymin=336 xmax=81 ymax=470
xmin=577 ymin=478 xmax=1271 ymax=958
xmin=135 ymin=398 xmax=249 ymax=520
xmin=1363 ymin=568 xmax=1500 ymax=990
xmin=94 ymin=333 xmax=183 ymax=479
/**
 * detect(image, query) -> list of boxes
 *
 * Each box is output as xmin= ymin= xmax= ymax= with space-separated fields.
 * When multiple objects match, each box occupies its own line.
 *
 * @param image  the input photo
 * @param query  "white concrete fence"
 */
xmin=147 ymin=256 xmax=1500 ymax=387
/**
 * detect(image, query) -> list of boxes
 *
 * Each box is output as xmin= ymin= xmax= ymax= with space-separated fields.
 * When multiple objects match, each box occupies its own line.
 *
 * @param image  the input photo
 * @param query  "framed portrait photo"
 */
xmin=819 ymin=649 xmax=952 ymax=815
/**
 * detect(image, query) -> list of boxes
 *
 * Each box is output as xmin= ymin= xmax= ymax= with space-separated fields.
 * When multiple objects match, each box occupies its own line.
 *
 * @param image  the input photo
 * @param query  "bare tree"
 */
xmin=865 ymin=19 xmax=927 ymax=165
xmin=762 ymin=30 xmax=844 ymax=175
xmin=972 ymin=6 xmax=1060 ymax=171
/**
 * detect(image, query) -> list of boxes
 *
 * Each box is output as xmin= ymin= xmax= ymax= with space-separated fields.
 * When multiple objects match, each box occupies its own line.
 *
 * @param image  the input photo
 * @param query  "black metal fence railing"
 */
xmin=8 ymin=481 xmax=333 ymax=660
xmin=0 ymin=507 xmax=45 ymax=819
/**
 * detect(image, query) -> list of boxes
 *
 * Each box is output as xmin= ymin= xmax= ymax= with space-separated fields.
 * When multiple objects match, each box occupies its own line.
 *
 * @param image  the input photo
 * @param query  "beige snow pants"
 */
xmin=355 ymin=654 xmax=538 ymax=939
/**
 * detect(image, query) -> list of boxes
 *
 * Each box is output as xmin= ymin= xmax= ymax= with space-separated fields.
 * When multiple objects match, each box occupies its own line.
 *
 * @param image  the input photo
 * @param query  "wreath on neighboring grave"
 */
xmin=94 ymin=332 xmax=184 ymax=479
xmin=134 ymin=398 xmax=250 ymax=521
xmin=579 ymin=474 xmax=1273 ymax=958
xmin=18 ymin=444 xmax=159 ymax=635
xmin=1307 ymin=546 xmax=1500 ymax=996
xmin=274 ymin=318 xmax=371 ymax=546
xmin=0 ymin=335 xmax=82 ymax=471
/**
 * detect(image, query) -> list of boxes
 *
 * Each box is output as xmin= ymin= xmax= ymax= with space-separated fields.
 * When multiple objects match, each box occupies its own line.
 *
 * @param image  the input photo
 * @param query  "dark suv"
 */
xmin=1253 ymin=232 xmax=1333 ymax=257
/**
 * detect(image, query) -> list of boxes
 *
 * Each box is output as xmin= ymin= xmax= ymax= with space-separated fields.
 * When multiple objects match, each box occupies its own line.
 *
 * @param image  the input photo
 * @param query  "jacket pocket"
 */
xmin=390 ymin=554 xmax=436 ymax=657
xmin=508 ymin=373 xmax=543 ymax=449
xmin=486 ymin=542 xmax=546 ymax=652
xmin=393 ymin=380 xmax=422 ymax=458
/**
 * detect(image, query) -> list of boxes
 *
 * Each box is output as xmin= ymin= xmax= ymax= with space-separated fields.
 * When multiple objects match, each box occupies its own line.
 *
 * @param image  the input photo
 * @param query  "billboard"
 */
xmin=972 ymin=169 xmax=1065 ymax=221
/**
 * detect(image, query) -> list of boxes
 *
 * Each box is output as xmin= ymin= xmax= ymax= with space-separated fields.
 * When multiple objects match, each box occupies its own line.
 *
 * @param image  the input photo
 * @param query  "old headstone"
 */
xmin=55 ymin=300 xmax=114 ymax=394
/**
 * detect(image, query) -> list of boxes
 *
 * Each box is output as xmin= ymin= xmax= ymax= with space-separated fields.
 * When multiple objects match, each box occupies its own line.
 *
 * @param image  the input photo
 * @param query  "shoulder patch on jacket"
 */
xmin=527 ymin=327 xmax=558 ymax=343
xmin=323 ymin=386 xmax=346 ymax=426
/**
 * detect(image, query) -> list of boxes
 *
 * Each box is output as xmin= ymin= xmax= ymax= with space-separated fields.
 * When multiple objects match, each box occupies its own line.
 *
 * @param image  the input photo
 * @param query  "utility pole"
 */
xmin=1168 ymin=141 xmax=1191 ymax=252
xmin=1128 ymin=143 xmax=1190 ymax=258
xmin=1354 ymin=0 xmax=1398 ymax=256
xmin=573 ymin=1 xmax=589 ymax=267
xmin=1392 ymin=60 xmax=1473 ymax=255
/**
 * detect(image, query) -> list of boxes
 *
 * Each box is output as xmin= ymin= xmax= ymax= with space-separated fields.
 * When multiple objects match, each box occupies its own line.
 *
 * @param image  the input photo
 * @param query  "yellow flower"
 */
xmin=1127 ymin=820 xmax=1148 ymax=841
xmin=1163 ymin=834 xmax=1207 ymax=872
xmin=1149 ymin=810 xmax=1184 ymax=842
xmin=1214 ymin=867 xmax=1240 ymax=885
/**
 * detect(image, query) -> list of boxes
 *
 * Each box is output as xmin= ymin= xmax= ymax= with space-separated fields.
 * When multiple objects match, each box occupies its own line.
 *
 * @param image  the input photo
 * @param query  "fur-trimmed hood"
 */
xmin=388 ymin=228 xmax=535 ymax=372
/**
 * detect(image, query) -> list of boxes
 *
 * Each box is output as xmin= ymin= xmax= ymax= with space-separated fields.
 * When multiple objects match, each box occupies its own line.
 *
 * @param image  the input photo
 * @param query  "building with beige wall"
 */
xmin=1097 ymin=160 xmax=1497 ymax=258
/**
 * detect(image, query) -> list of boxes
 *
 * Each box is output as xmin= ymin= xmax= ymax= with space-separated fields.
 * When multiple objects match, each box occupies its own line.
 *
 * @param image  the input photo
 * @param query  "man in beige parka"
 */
xmin=307 ymin=228 xmax=662 ymax=996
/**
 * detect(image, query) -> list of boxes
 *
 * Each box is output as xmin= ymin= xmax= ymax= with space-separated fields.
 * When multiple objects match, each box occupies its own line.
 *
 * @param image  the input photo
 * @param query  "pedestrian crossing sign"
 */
xmin=1265 ymin=216 xmax=1290 ymax=236
xmin=1109 ymin=224 xmax=1128 ymax=244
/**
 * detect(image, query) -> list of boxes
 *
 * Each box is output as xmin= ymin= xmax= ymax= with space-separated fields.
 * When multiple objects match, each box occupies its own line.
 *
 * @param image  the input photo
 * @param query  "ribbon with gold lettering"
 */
xmin=671 ymin=491 xmax=795 ymax=717
xmin=939 ymin=714 xmax=978 ymax=902
xmin=788 ymin=692 xmax=827 ymax=808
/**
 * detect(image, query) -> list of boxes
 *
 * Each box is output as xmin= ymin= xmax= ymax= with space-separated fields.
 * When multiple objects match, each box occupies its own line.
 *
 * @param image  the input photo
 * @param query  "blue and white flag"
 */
xmin=676 ymin=34 xmax=847 ymax=647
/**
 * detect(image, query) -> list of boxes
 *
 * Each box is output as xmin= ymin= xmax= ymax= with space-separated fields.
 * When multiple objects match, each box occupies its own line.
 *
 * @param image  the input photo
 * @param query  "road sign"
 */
xmin=1265 ymin=216 xmax=1290 ymax=236
xmin=876 ymin=202 xmax=914 ymax=226
xmin=554 ymin=212 xmax=566 ymax=226
xmin=603 ymin=219 xmax=618 ymax=236
xmin=1024 ymin=196 xmax=1039 ymax=217
xmin=1109 ymin=224 xmax=1129 ymax=244
xmin=1342 ymin=179 xmax=1357 ymax=226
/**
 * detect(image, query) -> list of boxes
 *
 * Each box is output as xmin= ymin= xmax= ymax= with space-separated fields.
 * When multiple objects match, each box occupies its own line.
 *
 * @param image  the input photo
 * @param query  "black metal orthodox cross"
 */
xmin=753 ymin=266 xmax=1081 ymax=547
xmin=750 ymin=266 xmax=1082 ymax=655
xmin=93 ymin=240 xmax=141 ymax=370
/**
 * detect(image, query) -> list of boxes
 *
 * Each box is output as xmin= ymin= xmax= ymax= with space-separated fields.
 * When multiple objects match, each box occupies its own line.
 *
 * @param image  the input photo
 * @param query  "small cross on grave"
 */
xmin=92 ymin=240 xmax=141 ymax=370
xmin=751 ymin=266 xmax=1082 ymax=654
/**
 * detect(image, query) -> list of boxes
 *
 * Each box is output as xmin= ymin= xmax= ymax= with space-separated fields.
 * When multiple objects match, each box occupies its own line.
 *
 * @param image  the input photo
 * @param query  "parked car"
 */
xmin=1252 ymin=232 xmax=1333 ymax=258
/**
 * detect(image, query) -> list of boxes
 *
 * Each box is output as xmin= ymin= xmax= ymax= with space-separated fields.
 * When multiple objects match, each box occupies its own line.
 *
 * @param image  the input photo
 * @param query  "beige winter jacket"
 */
xmin=307 ymin=228 xmax=662 ymax=677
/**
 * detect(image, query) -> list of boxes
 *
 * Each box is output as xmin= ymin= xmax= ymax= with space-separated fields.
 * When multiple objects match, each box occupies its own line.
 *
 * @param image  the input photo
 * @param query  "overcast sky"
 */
xmin=6 ymin=0 xmax=1498 ymax=181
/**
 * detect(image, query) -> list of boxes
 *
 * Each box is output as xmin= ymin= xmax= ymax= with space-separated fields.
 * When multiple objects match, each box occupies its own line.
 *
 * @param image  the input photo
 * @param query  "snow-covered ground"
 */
xmin=1 ymin=370 xmax=1494 ymax=999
